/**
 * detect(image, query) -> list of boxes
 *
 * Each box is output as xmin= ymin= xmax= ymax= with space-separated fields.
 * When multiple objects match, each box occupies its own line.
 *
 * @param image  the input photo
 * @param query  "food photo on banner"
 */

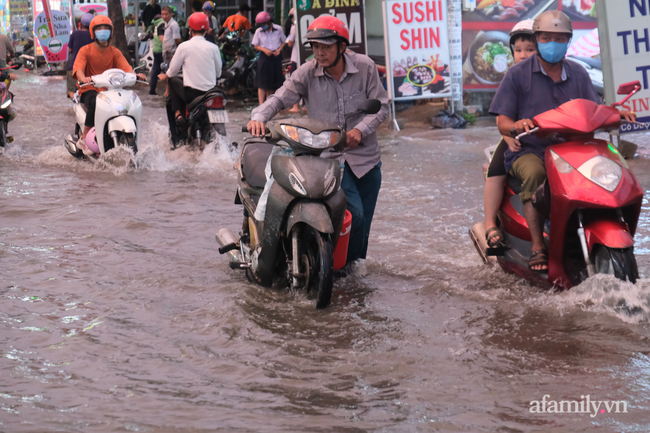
xmin=463 ymin=0 xmax=559 ymax=22
xmin=382 ymin=0 xmax=451 ymax=101
xmin=294 ymin=0 xmax=368 ymax=64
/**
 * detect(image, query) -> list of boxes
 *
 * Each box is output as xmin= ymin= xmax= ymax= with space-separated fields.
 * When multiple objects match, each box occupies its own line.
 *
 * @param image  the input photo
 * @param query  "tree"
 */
xmin=106 ymin=0 xmax=131 ymax=65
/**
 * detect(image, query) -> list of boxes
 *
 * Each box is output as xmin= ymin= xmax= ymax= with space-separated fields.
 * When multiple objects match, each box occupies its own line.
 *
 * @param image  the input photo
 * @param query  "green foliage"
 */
xmin=461 ymin=113 xmax=476 ymax=124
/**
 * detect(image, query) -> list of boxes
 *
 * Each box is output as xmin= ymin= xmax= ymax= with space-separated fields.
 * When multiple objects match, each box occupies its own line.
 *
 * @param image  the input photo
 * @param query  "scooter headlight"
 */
xmin=281 ymin=125 xmax=340 ymax=149
xmin=577 ymin=156 xmax=622 ymax=192
xmin=0 ymin=99 xmax=11 ymax=109
xmin=107 ymin=71 xmax=126 ymax=87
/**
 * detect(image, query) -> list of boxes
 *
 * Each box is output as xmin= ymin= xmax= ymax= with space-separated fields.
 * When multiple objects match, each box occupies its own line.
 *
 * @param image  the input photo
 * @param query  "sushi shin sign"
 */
xmin=596 ymin=0 xmax=650 ymax=133
xmin=382 ymin=0 xmax=452 ymax=101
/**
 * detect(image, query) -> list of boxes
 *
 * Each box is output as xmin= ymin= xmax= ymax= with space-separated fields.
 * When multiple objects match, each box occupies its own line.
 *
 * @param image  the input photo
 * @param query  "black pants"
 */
xmin=81 ymin=90 xmax=99 ymax=128
xmin=149 ymin=52 xmax=163 ymax=94
xmin=168 ymin=77 xmax=206 ymax=118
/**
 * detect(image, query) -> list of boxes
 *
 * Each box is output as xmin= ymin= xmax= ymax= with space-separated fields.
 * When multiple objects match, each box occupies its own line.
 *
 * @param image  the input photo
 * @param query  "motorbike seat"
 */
xmin=507 ymin=176 xmax=522 ymax=194
xmin=241 ymin=142 xmax=274 ymax=189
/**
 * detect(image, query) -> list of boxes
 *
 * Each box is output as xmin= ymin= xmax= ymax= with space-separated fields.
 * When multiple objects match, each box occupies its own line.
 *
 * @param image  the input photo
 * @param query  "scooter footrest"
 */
xmin=218 ymin=242 xmax=239 ymax=255
xmin=486 ymin=247 xmax=508 ymax=257
xmin=229 ymin=261 xmax=248 ymax=269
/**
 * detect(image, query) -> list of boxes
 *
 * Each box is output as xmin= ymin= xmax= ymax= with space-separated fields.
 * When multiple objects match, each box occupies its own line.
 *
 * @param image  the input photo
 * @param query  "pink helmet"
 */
xmin=85 ymin=127 xmax=99 ymax=154
xmin=256 ymin=11 xmax=270 ymax=24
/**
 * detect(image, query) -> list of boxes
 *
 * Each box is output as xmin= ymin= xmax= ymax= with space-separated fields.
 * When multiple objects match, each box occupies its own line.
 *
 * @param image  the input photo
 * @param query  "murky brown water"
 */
xmin=2 ymin=72 xmax=650 ymax=432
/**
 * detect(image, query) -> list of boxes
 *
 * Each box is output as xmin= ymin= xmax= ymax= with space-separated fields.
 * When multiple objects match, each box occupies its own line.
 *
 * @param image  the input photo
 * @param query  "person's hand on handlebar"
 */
xmin=247 ymin=120 xmax=266 ymax=137
xmin=8 ymin=73 xmax=17 ymax=81
xmin=620 ymin=110 xmax=637 ymax=123
xmin=79 ymin=76 xmax=93 ymax=84
xmin=346 ymin=128 xmax=362 ymax=148
xmin=136 ymin=73 xmax=147 ymax=82
xmin=511 ymin=118 xmax=535 ymax=136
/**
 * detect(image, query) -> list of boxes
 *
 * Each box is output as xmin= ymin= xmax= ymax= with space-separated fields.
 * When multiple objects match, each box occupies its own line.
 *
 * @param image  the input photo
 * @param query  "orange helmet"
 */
xmin=188 ymin=12 xmax=210 ymax=31
xmin=89 ymin=15 xmax=113 ymax=39
xmin=305 ymin=15 xmax=349 ymax=46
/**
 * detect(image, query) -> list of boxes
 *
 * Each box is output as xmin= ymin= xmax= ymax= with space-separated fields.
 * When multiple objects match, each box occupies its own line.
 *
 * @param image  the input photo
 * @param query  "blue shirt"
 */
xmin=489 ymin=55 xmax=601 ymax=172
xmin=67 ymin=29 xmax=93 ymax=71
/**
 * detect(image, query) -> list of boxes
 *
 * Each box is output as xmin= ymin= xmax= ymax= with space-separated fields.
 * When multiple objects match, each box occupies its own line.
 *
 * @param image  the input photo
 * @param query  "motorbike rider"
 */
xmin=149 ymin=13 xmax=165 ymax=95
xmin=484 ymin=20 xmax=536 ymax=249
xmin=221 ymin=2 xmax=251 ymax=38
xmin=202 ymin=2 xmax=219 ymax=43
xmin=67 ymin=13 xmax=94 ymax=99
xmin=73 ymin=15 xmax=146 ymax=155
xmin=247 ymin=15 xmax=389 ymax=266
xmin=157 ymin=12 xmax=222 ymax=133
xmin=489 ymin=10 xmax=636 ymax=273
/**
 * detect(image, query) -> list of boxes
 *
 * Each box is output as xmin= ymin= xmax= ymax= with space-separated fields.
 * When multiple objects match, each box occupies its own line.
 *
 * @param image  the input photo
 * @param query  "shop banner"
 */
xmin=596 ymin=0 xmax=650 ymax=134
xmin=34 ymin=2 xmax=71 ymax=63
xmin=294 ymin=0 xmax=368 ymax=64
xmin=382 ymin=0 xmax=451 ymax=100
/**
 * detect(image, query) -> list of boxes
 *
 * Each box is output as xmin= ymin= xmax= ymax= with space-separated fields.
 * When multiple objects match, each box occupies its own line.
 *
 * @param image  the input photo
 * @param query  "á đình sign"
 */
xmin=294 ymin=0 xmax=368 ymax=65
xmin=382 ymin=0 xmax=451 ymax=101
xmin=596 ymin=0 xmax=650 ymax=134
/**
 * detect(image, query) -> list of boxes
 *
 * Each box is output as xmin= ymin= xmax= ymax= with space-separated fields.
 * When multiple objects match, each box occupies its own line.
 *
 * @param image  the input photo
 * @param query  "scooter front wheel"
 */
xmin=116 ymin=132 xmax=138 ymax=155
xmin=294 ymin=224 xmax=334 ymax=309
xmin=592 ymin=245 xmax=639 ymax=284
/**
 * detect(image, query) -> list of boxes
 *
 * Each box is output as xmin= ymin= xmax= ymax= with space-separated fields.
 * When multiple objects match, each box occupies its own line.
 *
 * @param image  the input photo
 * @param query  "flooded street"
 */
xmin=3 ymin=72 xmax=650 ymax=432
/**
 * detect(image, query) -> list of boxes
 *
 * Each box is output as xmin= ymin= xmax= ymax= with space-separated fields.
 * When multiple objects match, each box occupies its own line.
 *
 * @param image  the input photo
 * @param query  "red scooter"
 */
xmin=470 ymin=81 xmax=644 ymax=289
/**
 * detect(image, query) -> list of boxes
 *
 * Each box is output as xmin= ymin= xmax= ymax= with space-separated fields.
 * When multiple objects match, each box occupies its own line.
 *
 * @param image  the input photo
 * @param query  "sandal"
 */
xmin=528 ymin=249 xmax=548 ymax=273
xmin=486 ymin=226 xmax=505 ymax=248
xmin=175 ymin=114 xmax=187 ymax=131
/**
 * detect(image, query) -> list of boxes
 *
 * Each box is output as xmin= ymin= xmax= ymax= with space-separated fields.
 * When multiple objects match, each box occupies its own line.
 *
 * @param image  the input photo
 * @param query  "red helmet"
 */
xmin=188 ymin=12 xmax=210 ymax=31
xmin=89 ymin=15 xmax=113 ymax=39
xmin=305 ymin=15 xmax=349 ymax=46
xmin=256 ymin=11 xmax=271 ymax=24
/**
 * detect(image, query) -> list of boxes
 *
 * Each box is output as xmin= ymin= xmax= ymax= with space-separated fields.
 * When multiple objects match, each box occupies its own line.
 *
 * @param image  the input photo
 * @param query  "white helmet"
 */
xmin=509 ymin=19 xmax=534 ymax=54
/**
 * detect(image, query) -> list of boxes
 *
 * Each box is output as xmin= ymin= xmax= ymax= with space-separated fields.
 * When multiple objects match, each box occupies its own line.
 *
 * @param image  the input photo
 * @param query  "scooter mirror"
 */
xmin=358 ymin=99 xmax=381 ymax=115
xmin=617 ymin=81 xmax=641 ymax=95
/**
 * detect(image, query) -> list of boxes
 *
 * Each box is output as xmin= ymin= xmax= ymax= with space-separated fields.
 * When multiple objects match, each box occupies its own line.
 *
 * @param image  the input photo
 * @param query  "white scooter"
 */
xmin=64 ymin=68 xmax=144 ymax=163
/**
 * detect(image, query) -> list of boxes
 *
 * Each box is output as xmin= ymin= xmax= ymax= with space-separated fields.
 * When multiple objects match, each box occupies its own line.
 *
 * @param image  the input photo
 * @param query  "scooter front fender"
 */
xmin=286 ymin=202 xmax=334 ymax=235
xmin=585 ymin=219 xmax=634 ymax=251
xmin=108 ymin=116 xmax=137 ymax=134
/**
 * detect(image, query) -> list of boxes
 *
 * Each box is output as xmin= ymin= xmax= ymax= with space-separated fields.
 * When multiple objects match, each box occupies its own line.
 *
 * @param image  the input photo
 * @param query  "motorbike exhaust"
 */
xmin=215 ymin=228 xmax=243 ymax=262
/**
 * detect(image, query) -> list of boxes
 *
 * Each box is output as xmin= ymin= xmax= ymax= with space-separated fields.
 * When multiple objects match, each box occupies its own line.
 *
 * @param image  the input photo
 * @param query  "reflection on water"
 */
xmin=2 ymin=73 xmax=650 ymax=431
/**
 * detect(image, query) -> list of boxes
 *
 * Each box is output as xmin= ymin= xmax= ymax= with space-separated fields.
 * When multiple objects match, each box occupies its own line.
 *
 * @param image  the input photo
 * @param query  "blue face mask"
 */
xmin=538 ymin=40 xmax=569 ymax=64
xmin=95 ymin=29 xmax=111 ymax=42
xmin=262 ymin=24 xmax=269 ymax=31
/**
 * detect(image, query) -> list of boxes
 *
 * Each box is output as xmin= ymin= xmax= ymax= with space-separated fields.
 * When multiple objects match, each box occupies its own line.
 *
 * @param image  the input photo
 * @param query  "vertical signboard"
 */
xmin=294 ymin=0 xmax=368 ymax=64
xmin=382 ymin=0 xmax=451 ymax=100
xmin=596 ymin=0 xmax=650 ymax=133
xmin=34 ymin=4 xmax=71 ymax=63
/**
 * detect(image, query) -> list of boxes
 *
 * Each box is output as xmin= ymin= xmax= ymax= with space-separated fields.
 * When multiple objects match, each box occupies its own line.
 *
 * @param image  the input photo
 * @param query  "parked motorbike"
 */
xmin=0 ymin=62 xmax=21 ymax=148
xmin=215 ymin=99 xmax=381 ymax=308
xmin=64 ymin=67 xmax=146 ymax=163
xmin=160 ymin=64 xmax=229 ymax=149
xmin=470 ymin=81 xmax=644 ymax=289
xmin=217 ymin=36 xmax=258 ymax=94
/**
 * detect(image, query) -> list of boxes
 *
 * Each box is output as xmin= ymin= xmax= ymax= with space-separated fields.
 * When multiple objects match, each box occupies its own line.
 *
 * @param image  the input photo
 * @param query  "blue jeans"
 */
xmin=341 ymin=161 xmax=382 ymax=264
xmin=149 ymin=52 xmax=163 ymax=94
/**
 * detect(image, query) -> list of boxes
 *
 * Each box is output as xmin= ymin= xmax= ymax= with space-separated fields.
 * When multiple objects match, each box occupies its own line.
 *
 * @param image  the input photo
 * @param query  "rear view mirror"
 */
xmin=358 ymin=99 xmax=381 ymax=115
xmin=617 ymin=81 xmax=641 ymax=95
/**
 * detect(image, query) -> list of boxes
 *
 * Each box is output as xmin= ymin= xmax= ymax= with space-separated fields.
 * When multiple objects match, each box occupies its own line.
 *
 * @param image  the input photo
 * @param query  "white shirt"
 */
xmin=252 ymin=24 xmax=286 ymax=51
xmin=166 ymin=35 xmax=222 ymax=91
xmin=287 ymin=25 xmax=298 ymax=64
xmin=162 ymin=18 xmax=181 ymax=57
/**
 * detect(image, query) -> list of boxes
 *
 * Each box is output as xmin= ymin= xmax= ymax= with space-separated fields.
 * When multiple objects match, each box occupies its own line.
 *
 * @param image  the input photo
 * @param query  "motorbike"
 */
xmin=215 ymin=99 xmax=381 ymax=309
xmin=0 ymin=62 xmax=21 ymax=148
xmin=64 ymin=67 xmax=146 ymax=163
xmin=470 ymin=81 xmax=644 ymax=289
xmin=161 ymin=62 xmax=229 ymax=149
xmin=217 ymin=35 xmax=258 ymax=94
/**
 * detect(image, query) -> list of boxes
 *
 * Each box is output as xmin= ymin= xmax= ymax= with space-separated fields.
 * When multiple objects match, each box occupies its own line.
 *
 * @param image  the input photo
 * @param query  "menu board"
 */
xmin=462 ymin=0 xmax=597 ymax=90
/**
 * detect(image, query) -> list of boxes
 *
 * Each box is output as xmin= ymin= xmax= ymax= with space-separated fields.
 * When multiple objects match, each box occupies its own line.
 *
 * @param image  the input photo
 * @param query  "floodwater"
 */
xmin=2 ymin=72 xmax=650 ymax=432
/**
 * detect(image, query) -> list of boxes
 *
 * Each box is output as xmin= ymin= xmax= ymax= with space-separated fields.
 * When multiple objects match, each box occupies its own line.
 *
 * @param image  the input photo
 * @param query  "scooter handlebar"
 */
xmin=514 ymin=127 xmax=539 ymax=140
xmin=241 ymin=125 xmax=270 ymax=135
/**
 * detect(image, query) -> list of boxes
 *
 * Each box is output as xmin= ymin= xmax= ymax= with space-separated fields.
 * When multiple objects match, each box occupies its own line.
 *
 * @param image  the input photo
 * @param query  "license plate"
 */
xmin=207 ymin=110 xmax=229 ymax=123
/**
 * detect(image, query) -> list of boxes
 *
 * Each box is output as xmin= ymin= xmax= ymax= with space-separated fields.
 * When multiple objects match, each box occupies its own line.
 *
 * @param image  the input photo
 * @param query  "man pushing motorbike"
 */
xmin=247 ymin=15 xmax=388 ymax=266
xmin=489 ymin=10 xmax=636 ymax=273
xmin=73 ymin=16 xmax=146 ymax=155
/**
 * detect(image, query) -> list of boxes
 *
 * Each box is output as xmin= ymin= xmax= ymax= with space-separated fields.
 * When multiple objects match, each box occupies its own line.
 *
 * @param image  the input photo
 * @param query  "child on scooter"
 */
xmin=484 ymin=20 xmax=537 ymax=249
